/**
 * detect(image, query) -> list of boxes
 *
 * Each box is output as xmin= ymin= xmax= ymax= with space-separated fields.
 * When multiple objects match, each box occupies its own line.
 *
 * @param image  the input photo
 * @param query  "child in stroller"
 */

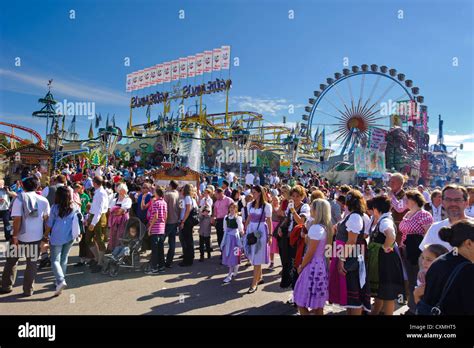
xmin=102 ymin=217 xmax=146 ymax=277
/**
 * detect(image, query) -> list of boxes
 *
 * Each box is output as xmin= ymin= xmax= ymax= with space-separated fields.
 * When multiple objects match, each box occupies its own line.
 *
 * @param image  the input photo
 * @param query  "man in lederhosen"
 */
xmin=85 ymin=176 xmax=109 ymax=273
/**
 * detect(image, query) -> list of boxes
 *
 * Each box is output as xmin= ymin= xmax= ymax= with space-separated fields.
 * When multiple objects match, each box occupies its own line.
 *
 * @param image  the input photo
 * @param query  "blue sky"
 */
xmin=1 ymin=0 xmax=473 ymax=165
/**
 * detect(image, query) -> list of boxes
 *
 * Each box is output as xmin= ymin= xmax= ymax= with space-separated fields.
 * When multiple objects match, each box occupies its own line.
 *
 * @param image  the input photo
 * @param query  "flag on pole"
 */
xmin=150 ymin=66 xmax=157 ymax=86
xmin=317 ymin=133 xmax=323 ymax=151
xmin=88 ymin=122 xmax=94 ymax=139
xmin=313 ymin=127 xmax=319 ymax=144
xmin=157 ymin=64 xmax=164 ymax=84
xmin=126 ymin=121 xmax=131 ymax=136
xmin=112 ymin=114 xmax=116 ymax=127
xmin=187 ymin=56 xmax=196 ymax=78
xmin=163 ymin=62 xmax=171 ymax=83
xmin=171 ymin=60 xmax=180 ymax=81
xmin=322 ymin=128 xmax=326 ymax=149
xmin=195 ymin=53 xmax=204 ymax=75
xmin=144 ymin=67 xmax=152 ymax=87
xmin=138 ymin=70 xmax=145 ymax=89
xmin=212 ymin=48 xmax=221 ymax=71
xmin=203 ymin=51 xmax=213 ymax=73
xmin=68 ymin=115 xmax=76 ymax=133
xmin=105 ymin=114 xmax=110 ymax=128
xmin=126 ymin=73 xmax=133 ymax=92
xmin=179 ymin=58 xmax=188 ymax=79
xmin=221 ymin=46 xmax=231 ymax=69
xmin=95 ymin=113 xmax=102 ymax=128
xmin=131 ymin=72 xmax=139 ymax=91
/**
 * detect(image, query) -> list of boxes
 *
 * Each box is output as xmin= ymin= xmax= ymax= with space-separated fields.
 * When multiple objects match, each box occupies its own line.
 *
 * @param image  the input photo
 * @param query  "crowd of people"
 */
xmin=0 ymin=161 xmax=473 ymax=315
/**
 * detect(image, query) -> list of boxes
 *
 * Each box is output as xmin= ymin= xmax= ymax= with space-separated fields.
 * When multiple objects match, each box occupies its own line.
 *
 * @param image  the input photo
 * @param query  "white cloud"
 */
xmin=223 ymin=95 xmax=304 ymax=116
xmin=428 ymin=133 xmax=474 ymax=146
xmin=0 ymin=69 xmax=129 ymax=106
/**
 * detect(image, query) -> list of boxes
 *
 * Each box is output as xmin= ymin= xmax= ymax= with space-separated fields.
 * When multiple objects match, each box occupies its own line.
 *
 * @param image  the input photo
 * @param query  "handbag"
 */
xmin=416 ymin=261 xmax=469 ymax=315
xmin=247 ymin=208 xmax=264 ymax=246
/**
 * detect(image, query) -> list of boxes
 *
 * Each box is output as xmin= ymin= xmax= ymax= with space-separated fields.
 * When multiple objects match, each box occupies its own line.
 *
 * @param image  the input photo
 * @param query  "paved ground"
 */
xmin=0 ymin=224 xmax=408 ymax=315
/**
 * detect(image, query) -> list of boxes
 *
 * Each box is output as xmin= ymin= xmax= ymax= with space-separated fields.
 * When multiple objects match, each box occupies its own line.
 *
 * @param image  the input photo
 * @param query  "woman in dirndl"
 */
xmin=328 ymin=189 xmax=371 ymax=314
xmin=243 ymin=185 xmax=273 ymax=294
xmin=293 ymin=199 xmax=333 ymax=315
xmin=367 ymin=196 xmax=405 ymax=315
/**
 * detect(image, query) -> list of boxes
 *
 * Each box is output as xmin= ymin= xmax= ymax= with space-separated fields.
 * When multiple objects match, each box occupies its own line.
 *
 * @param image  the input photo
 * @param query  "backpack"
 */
xmin=416 ymin=261 xmax=470 ymax=315
xmin=187 ymin=206 xmax=200 ymax=226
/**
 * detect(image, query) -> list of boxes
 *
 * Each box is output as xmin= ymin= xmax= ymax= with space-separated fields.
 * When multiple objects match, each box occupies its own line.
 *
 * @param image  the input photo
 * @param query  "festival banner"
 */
xmin=163 ymin=62 xmax=172 ymax=83
xmin=179 ymin=57 xmax=188 ymax=79
xmin=204 ymin=51 xmax=213 ymax=73
xmin=156 ymin=64 xmax=164 ymax=85
xmin=212 ymin=48 xmax=221 ymax=71
xmin=126 ymin=73 xmax=132 ymax=92
xmin=221 ymin=45 xmax=231 ymax=69
xmin=195 ymin=53 xmax=204 ymax=76
xmin=171 ymin=60 xmax=180 ymax=81
xmin=187 ymin=56 xmax=196 ymax=78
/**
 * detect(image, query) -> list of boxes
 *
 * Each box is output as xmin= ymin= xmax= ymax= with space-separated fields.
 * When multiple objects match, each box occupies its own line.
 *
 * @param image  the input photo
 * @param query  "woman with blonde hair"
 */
xmin=293 ymin=199 xmax=333 ymax=315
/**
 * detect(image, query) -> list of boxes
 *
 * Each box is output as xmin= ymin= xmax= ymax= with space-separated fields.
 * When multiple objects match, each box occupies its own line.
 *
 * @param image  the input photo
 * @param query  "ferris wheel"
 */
xmin=300 ymin=64 xmax=424 ymax=158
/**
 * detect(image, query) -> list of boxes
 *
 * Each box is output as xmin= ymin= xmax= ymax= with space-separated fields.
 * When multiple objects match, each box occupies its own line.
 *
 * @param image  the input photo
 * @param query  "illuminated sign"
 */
xmin=131 ymin=78 xmax=231 ymax=108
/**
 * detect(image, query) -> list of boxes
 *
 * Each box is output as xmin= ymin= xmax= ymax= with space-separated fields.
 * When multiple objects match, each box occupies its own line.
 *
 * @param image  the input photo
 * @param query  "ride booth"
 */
xmin=150 ymin=166 xmax=200 ymax=189
xmin=2 ymin=144 xmax=51 ymax=184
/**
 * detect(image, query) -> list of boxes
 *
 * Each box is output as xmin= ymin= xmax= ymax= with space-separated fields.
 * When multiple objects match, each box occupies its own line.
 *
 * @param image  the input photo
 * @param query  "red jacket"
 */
xmin=289 ymin=224 xmax=308 ymax=268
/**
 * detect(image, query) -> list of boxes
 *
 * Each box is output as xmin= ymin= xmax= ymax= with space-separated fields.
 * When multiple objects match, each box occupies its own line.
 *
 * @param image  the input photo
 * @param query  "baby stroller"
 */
xmin=102 ymin=217 xmax=147 ymax=277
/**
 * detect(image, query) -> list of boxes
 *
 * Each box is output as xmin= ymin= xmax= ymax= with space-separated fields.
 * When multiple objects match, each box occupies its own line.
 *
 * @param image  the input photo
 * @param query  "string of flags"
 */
xmin=126 ymin=45 xmax=231 ymax=92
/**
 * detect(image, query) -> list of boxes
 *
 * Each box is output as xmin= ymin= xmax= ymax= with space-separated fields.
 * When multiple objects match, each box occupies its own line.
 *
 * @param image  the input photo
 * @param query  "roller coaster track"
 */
xmin=0 ymin=131 xmax=30 ymax=149
xmin=0 ymin=121 xmax=44 ymax=147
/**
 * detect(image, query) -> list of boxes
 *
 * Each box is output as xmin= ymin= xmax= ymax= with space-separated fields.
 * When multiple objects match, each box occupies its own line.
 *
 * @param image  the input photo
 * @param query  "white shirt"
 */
xmin=245 ymin=173 xmax=255 ymax=186
xmin=109 ymin=196 xmax=132 ymax=210
xmin=422 ymin=191 xmax=431 ymax=204
xmin=90 ymin=186 xmax=109 ymax=226
xmin=34 ymin=171 xmax=42 ymax=179
xmin=199 ymin=196 xmax=213 ymax=210
xmin=227 ymin=172 xmax=235 ymax=184
xmin=345 ymin=213 xmax=365 ymax=234
xmin=372 ymin=212 xmax=396 ymax=239
xmin=431 ymin=203 xmax=443 ymax=222
xmin=419 ymin=219 xmax=453 ymax=252
xmin=465 ymin=205 xmax=474 ymax=218
xmin=11 ymin=192 xmax=50 ymax=243
xmin=422 ymin=216 xmax=474 ymax=252
xmin=286 ymin=203 xmax=310 ymax=232
xmin=308 ymin=224 xmax=327 ymax=241
xmin=94 ymin=167 xmax=103 ymax=177
xmin=223 ymin=214 xmax=244 ymax=233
